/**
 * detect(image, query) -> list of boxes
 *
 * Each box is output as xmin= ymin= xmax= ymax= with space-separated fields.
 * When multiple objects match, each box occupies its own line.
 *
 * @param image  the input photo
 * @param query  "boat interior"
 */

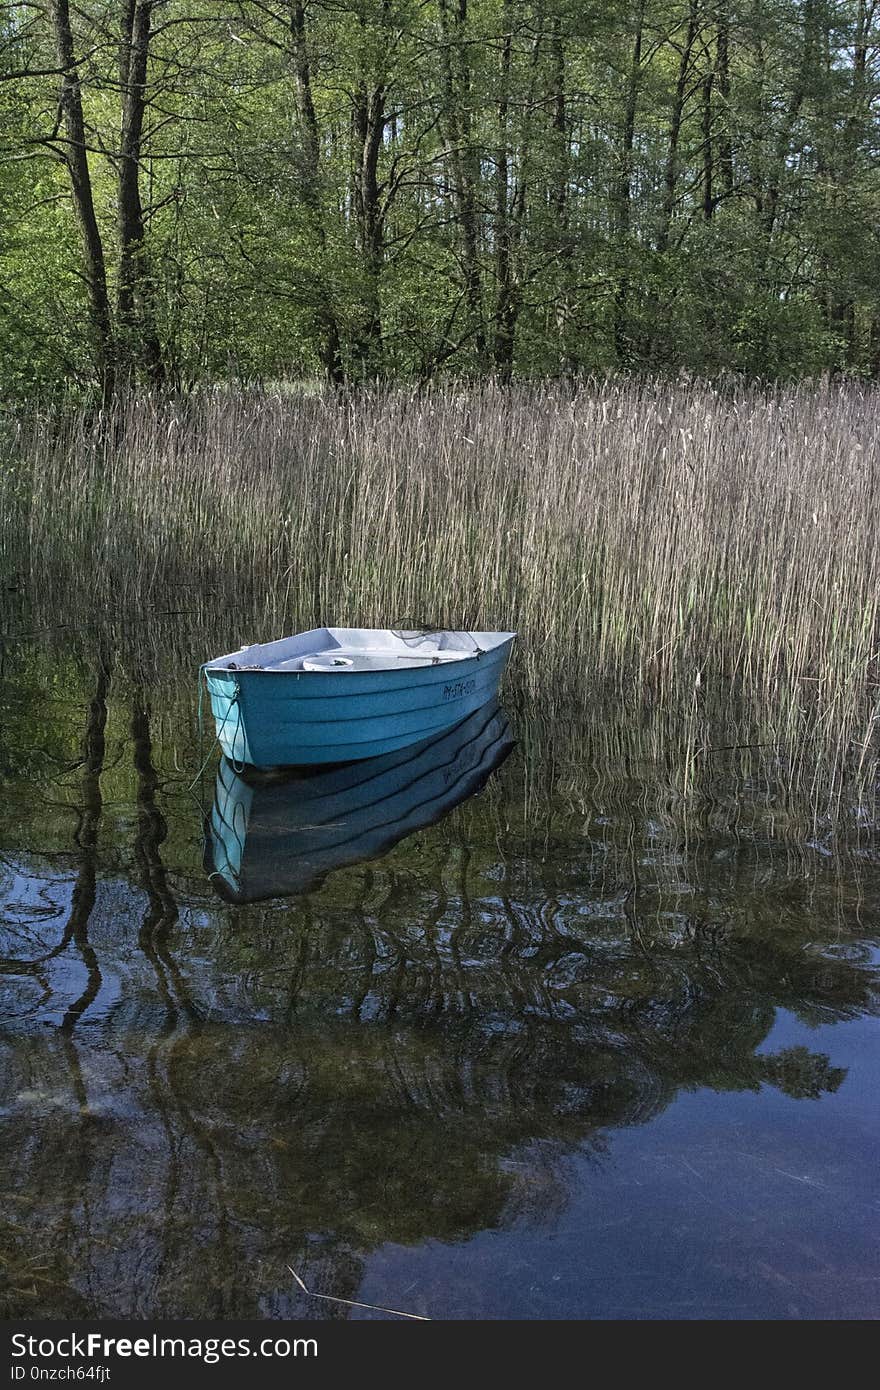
xmin=207 ymin=627 xmax=513 ymax=674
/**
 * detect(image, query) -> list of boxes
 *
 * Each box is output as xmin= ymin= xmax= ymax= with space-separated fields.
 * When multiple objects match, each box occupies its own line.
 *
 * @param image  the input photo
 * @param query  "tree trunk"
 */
xmin=613 ymin=0 xmax=644 ymax=364
xmin=290 ymin=0 xmax=344 ymax=384
xmin=118 ymin=0 xmax=164 ymax=385
xmin=762 ymin=0 xmax=815 ymax=240
xmin=715 ymin=0 xmax=733 ymax=204
xmin=351 ymin=82 xmax=385 ymax=375
xmin=658 ymin=1 xmax=698 ymax=251
xmin=549 ymin=16 xmax=574 ymax=371
xmin=702 ymin=68 xmax=714 ymax=220
xmin=50 ymin=0 xmax=114 ymax=395
xmin=493 ymin=2 xmax=515 ymax=377
xmin=549 ymin=18 xmax=567 ymax=221
xmin=438 ymin=0 xmax=487 ymax=369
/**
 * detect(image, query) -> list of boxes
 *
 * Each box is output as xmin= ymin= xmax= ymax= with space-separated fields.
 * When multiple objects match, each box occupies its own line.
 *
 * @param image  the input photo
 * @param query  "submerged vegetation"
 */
xmin=2 ymin=379 xmax=878 ymax=815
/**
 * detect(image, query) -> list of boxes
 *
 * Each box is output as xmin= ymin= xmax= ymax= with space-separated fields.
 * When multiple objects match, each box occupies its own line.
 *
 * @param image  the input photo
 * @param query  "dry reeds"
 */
xmin=2 ymin=379 xmax=878 ymax=808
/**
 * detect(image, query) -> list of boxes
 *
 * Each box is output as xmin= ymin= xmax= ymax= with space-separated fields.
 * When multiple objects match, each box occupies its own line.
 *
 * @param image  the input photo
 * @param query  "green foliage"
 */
xmin=2 ymin=0 xmax=880 ymax=393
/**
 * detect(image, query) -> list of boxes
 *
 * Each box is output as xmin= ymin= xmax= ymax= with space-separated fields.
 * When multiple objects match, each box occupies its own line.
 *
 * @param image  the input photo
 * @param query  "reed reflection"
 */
xmin=2 ymin=630 xmax=879 ymax=1318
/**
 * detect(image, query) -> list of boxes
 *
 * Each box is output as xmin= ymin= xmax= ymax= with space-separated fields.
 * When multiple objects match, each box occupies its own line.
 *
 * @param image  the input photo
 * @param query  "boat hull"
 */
xmin=204 ymin=635 xmax=514 ymax=767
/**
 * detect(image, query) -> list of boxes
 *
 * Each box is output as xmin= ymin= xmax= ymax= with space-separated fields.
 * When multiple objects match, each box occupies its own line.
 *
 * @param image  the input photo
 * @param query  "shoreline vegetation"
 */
xmin=2 ymin=380 xmax=878 ymax=821
xmin=4 ymin=1 xmax=880 ymax=396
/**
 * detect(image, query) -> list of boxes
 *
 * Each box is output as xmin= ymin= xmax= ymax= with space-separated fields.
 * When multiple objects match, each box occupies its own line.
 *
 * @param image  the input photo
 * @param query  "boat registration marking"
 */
xmin=443 ymin=677 xmax=477 ymax=702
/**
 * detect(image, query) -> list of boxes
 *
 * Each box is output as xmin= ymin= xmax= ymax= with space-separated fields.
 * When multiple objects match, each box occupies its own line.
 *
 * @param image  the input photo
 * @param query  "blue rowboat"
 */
xmin=205 ymin=700 xmax=515 ymax=901
xmin=202 ymin=627 xmax=515 ymax=768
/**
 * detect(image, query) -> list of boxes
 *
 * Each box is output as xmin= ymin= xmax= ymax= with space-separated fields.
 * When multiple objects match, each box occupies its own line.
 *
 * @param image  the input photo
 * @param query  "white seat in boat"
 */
xmin=300 ymin=649 xmax=461 ymax=672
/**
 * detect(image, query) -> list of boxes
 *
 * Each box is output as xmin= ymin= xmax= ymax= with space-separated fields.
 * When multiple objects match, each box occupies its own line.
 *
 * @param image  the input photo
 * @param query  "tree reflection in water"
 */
xmin=0 ymin=644 xmax=877 ymax=1318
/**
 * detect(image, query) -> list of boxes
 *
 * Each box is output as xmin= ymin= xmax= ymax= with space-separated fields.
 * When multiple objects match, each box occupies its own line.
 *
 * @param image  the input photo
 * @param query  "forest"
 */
xmin=2 ymin=0 xmax=879 ymax=397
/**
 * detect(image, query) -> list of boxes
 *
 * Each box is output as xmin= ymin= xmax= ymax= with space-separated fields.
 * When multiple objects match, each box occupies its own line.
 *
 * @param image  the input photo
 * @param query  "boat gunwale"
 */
xmin=203 ymin=631 xmax=517 ymax=678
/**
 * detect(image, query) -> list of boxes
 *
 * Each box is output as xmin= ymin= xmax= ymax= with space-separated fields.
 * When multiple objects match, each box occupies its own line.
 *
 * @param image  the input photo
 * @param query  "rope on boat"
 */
xmin=188 ymin=665 xmax=244 ymax=792
xmin=392 ymin=627 xmax=484 ymax=656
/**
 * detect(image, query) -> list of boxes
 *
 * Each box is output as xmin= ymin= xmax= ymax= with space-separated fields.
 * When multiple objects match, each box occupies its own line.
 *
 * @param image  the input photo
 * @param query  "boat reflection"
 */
xmin=206 ymin=700 xmax=515 ymax=901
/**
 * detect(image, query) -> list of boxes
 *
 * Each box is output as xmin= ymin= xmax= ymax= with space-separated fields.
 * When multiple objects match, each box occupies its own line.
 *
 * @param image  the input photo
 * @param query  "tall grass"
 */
xmin=2 ymin=379 xmax=879 ymax=804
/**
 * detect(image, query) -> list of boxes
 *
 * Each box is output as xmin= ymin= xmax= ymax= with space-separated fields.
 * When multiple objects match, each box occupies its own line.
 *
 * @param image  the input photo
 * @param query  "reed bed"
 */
xmin=2 ymin=380 xmax=879 ymax=809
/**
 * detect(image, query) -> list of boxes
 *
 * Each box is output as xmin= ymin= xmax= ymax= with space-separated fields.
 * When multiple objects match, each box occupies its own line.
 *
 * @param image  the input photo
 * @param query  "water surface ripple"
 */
xmin=1 ymin=619 xmax=878 ymax=1320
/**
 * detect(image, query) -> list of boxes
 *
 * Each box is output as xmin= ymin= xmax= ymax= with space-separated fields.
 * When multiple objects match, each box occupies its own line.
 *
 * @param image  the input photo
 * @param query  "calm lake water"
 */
xmin=1 ymin=611 xmax=878 ymax=1320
